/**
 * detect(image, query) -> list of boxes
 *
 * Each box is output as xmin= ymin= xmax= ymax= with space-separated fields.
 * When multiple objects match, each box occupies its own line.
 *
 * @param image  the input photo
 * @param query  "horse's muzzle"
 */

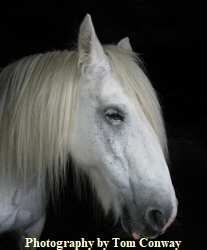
xmin=121 ymin=203 xmax=177 ymax=239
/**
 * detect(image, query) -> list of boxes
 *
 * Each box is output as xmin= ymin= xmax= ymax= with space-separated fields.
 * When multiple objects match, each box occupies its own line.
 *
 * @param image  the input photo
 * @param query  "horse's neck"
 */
xmin=0 ymin=175 xmax=47 ymax=235
xmin=0 ymin=173 xmax=47 ymax=207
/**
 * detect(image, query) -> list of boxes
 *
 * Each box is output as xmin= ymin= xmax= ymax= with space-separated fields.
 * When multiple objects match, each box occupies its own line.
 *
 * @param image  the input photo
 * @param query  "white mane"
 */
xmin=0 ymin=45 xmax=167 ymax=198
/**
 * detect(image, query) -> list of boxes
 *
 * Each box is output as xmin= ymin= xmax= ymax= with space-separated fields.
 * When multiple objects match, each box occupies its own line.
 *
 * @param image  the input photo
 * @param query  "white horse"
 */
xmin=0 ymin=14 xmax=177 ymax=249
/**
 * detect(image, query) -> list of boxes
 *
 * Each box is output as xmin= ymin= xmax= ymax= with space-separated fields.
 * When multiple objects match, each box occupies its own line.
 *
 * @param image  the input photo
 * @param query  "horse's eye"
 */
xmin=105 ymin=109 xmax=126 ymax=125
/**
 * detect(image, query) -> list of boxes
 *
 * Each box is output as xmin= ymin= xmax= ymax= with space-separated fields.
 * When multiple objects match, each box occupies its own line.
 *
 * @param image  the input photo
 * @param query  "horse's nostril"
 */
xmin=147 ymin=209 xmax=165 ymax=232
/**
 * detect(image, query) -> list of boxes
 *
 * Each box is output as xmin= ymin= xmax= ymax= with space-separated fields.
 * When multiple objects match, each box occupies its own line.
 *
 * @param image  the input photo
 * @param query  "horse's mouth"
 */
xmin=132 ymin=231 xmax=161 ymax=240
xmin=132 ymin=232 xmax=142 ymax=239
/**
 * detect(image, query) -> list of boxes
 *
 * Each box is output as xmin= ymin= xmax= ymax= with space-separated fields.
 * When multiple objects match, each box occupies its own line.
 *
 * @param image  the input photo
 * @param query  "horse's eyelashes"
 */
xmin=105 ymin=109 xmax=126 ymax=124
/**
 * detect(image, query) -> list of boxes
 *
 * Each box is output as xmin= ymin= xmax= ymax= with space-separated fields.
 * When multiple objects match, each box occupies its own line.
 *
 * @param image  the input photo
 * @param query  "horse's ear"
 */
xmin=117 ymin=37 xmax=132 ymax=51
xmin=78 ymin=14 xmax=110 ymax=77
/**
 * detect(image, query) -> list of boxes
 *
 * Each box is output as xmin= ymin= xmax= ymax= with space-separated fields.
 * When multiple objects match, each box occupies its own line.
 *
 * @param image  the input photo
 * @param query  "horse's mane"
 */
xmin=0 ymin=46 xmax=167 ymax=198
xmin=0 ymin=50 xmax=79 ymax=196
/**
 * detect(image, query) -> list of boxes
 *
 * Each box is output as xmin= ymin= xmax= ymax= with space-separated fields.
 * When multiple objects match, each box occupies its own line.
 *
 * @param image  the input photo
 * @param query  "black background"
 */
xmin=0 ymin=0 xmax=207 ymax=249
